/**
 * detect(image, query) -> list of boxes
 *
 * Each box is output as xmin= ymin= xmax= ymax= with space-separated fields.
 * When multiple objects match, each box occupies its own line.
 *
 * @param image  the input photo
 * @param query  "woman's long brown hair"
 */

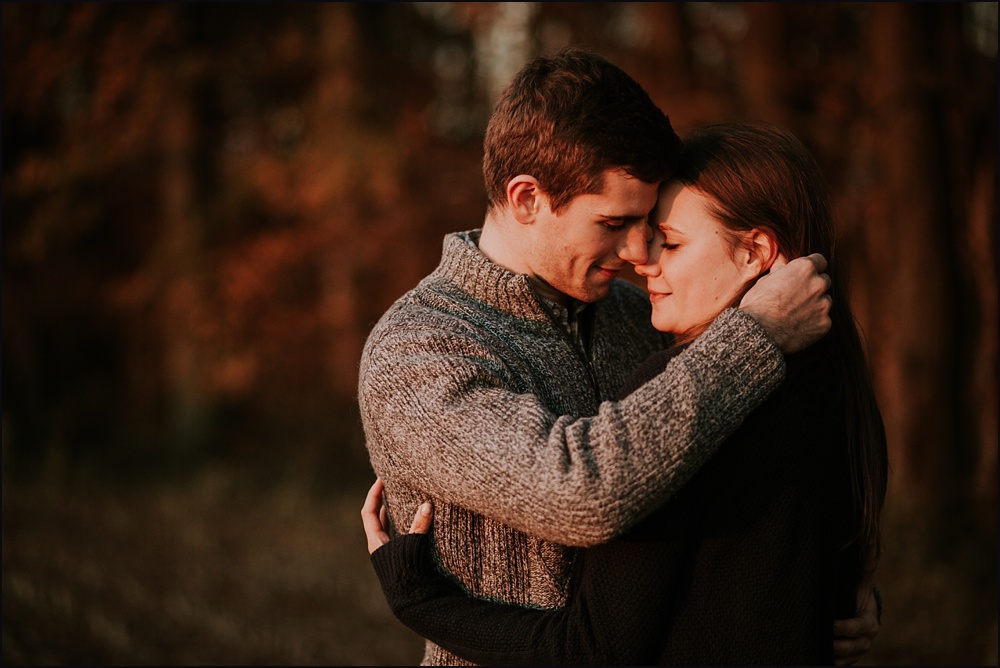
xmin=673 ymin=122 xmax=889 ymax=562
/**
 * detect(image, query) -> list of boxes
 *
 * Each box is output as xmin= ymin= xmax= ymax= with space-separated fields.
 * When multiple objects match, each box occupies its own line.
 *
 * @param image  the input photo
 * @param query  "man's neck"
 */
xmin=479 ymin=218 xmax=570 ymax=306
xmin=477 ymin=216 xmax=527 ymax=272
xmin=526 ymin=274 xmax=571 ymax=307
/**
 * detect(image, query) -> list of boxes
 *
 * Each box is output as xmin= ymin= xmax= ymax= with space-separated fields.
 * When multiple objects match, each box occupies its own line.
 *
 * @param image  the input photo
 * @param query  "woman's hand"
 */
xmin=361 ymin=477 xmax=433 ymax=554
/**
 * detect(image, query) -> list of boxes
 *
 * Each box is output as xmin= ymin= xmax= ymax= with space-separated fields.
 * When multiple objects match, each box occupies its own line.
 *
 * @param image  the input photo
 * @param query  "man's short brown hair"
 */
xmin=483 ymin=47 xmax=682 ymax=214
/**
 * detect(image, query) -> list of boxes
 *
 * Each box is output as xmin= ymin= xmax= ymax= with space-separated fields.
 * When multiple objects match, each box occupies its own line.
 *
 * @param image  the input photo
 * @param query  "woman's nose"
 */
xmin=635 ymin=257 xmax=660 ymax=277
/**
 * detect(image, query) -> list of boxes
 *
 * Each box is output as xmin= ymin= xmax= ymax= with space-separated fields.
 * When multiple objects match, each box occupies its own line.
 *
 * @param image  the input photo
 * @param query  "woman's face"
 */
xmin=636 ymin=181 xmax=755 ymax=338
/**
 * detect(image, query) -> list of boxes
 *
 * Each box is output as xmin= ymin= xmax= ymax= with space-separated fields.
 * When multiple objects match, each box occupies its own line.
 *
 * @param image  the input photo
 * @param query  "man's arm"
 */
xmin=360 ymin=255 xmax=831 ymax=548
xmin=361 ymin=307 xmax=783 ymax=548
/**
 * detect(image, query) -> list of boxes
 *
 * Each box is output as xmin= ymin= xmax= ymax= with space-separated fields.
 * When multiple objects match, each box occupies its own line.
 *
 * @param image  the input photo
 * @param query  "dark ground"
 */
xmin=2 ymin=468 xmax=424 ymax=665
xmin=2 ymin=465 xmax=997 ymax=666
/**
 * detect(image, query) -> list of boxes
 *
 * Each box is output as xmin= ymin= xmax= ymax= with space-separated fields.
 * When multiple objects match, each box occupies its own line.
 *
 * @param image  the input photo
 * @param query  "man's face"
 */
xmin=527 ymin=169 xmax=659 ymax=303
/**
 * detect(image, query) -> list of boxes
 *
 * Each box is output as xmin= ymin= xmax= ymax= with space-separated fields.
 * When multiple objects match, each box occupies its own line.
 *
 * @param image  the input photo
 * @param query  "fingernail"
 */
xmin=419 ymin=502 xmax=431 ymax=515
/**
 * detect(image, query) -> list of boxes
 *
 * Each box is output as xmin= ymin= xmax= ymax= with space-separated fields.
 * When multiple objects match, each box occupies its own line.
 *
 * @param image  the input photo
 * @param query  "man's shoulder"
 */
xmin=362 ymin=267 xmax=511 ymax=362
xmin=364 ymin=275 xmax=454 ymax=339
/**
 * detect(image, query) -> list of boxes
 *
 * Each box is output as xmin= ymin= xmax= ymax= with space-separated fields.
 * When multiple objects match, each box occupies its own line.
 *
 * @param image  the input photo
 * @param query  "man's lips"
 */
xmin=595 ymin=266 xmax=623 ymax=278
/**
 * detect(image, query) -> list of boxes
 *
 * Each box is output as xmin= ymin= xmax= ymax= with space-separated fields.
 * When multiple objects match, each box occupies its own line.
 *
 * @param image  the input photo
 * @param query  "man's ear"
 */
xmin=741 ymin=229 xmax=780 ymax=279
xmin=507 ymin=175 xmax=545 ymax=225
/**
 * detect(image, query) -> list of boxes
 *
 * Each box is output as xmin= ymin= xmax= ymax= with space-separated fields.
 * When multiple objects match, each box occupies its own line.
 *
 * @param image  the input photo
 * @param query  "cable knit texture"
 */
xmin=358 ymin=229 xmax=785 ymax=665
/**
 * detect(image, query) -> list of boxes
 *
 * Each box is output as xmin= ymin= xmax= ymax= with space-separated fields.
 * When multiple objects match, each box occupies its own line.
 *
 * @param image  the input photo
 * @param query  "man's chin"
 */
xmin=576 ymin=283 xmax=612 ymax=303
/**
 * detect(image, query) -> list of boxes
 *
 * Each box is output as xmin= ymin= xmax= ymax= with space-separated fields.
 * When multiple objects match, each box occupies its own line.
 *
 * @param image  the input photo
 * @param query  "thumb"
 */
xmin=409 ymin=501 xmax=433 ymax=534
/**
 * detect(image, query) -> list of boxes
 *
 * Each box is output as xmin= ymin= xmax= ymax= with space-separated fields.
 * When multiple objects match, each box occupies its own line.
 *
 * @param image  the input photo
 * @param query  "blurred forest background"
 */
xmin=2 ymin=2 xmax=997 ymax=665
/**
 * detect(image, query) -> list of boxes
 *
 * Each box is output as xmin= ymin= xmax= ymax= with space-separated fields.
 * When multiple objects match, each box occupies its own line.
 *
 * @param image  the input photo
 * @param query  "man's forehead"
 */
xmin=577 ymin=174 xmax=658 ymax=212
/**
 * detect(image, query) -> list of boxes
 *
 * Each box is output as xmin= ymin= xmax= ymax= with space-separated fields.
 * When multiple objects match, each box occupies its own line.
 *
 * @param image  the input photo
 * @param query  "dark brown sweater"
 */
xmin=371 ymin=337 xmax=866 ymax=665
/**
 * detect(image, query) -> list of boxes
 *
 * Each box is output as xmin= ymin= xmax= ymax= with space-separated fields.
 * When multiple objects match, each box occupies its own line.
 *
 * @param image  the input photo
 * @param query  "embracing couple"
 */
xmin=358 ymin=47 xmax=887 ymax=666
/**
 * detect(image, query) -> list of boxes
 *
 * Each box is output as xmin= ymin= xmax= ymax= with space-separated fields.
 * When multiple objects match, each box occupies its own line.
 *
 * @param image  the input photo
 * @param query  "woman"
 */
xmin=362 ymin=122 xmax=888 ymax=665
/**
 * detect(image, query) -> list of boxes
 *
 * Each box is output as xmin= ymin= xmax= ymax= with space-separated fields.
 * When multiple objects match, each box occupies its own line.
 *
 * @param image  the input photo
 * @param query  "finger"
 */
xmin=833 ymin=613 xmax=878 ymax=640
xmin=361 ymin=494 xmax=388 ymax=542
xmin=361 ymin=478 xmax=391 ymax=554
xmin=361 ymin=477 xmax=384 ymax=519
xmin=833 ymin=636 xmax=871 ymax=665
xmin=379 ymin=502 xmax=388 ymax=530
xmin=833 ymin=617 xmax=861 ymax=637
xmin=409 ymin=501 xmax=434 ymax=534
xmin=804 ymin=252 xmax=828 ymax=273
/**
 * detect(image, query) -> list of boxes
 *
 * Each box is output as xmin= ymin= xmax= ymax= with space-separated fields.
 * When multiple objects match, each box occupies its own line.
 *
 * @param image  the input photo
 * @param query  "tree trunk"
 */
xmin=860 ymin=3 xmax=966 ymax=505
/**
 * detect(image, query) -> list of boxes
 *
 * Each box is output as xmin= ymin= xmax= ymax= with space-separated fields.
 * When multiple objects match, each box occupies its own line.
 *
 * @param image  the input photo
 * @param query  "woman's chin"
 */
xmin=650 ymin=317 xmax=677 ymax=334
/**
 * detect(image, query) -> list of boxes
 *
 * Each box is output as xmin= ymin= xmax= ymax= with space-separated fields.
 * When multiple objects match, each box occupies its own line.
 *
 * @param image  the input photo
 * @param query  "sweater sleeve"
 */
xmin=360 ymin=307 xmax=785 ymax=547
xmin=371 ymin=533 xmax=663 ymax=666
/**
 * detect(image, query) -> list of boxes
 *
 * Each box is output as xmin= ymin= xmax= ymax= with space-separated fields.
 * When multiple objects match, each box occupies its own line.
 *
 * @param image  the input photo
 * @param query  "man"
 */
xmin=359 ymin=48 xmax=875 ymax=665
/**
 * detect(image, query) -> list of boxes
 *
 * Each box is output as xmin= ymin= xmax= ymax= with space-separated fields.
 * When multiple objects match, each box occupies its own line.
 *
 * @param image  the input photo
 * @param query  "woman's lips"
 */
xmin=648 ymin=291 xmax=670 ymax=302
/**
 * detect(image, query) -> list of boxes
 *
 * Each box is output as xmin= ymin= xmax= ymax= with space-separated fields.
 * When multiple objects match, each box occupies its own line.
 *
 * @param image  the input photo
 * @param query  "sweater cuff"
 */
xmin=370 ymin=532 xmax=435 ymax=587
xmin=371 ymin=533 xmax=469 ymax=617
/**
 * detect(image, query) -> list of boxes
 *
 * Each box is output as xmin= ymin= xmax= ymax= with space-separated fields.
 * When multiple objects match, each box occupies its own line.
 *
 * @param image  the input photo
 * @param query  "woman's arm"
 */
xmin=362 ymin=479 xmax=662 ymax=666
xmin=372 ymin=533 xmax=611 ymax=666
xmin=363 ymin=477 xmax=884 ymax=667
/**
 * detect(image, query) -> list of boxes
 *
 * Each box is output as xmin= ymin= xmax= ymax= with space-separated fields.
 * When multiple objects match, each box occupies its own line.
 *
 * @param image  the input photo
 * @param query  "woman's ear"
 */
xmin=741 ymin=229 xmax=779 ymax=279
xmin=507 ymin=175 xmax=544 ymax=225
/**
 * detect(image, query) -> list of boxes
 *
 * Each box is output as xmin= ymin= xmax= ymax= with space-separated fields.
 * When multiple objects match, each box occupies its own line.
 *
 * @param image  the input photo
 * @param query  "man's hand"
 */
xmin=739 ymin=253 xmax=833 ymax=354
xmin=833 ymin=586 xmax=881 ymax=665
xmin=833 ymin=547 xmax=882 ymax=665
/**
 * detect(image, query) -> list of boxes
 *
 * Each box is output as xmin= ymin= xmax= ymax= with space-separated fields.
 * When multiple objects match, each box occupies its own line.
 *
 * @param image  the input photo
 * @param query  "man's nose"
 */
xmin=619 ymin=222 xmax=649 ymax=266
xmin=634 ymin=248 xmax=661 ymax=277
xmin=634 ymin=260 xmax=655 ymax=277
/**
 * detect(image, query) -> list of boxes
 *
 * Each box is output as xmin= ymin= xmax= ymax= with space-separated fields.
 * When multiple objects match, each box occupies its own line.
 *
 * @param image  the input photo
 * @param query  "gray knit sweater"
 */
xmin=358 ymin=229 xmax=785 ymax=666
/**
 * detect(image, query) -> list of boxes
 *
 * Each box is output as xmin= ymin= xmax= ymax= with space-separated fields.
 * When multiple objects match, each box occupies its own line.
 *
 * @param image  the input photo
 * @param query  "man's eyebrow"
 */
xmin=599 ymin=213 xmax=648 ymax=223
